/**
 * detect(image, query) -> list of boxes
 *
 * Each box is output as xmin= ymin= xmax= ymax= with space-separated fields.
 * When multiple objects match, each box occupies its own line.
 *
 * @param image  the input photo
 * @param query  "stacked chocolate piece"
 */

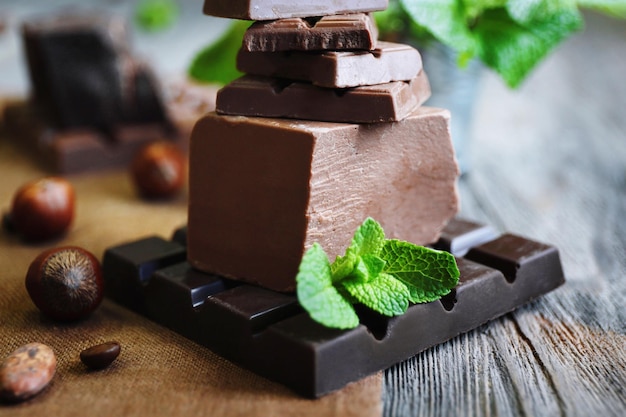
xmin=188 ymin=0 xmax=460 ymax=292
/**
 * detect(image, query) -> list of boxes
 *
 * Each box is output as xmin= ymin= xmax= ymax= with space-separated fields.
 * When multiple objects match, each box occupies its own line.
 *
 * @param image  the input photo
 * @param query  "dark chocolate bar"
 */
xmin=203 ymin=0 xmax=389 ymax=20
xmin=103 ymin=219 xmax=565 ymax=398
xmin=237 ymin=41 xmax=422 ymax=88
xmin=216 ymin=72 xmax=430 ymax=123
xmin=242 ymin=14 xmax=378 ymax=52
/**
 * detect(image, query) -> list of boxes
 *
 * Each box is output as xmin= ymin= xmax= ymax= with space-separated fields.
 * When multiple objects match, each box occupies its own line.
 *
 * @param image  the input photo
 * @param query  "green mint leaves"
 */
xmin=296 ymin=218 xmax=460 ymax=329
xmin=378 ymin=0 xmax=624 ymax=88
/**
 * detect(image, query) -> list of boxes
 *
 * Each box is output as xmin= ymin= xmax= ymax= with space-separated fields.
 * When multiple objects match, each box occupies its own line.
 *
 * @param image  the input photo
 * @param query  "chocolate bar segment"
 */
xmin=216 ymin=72 xmax=430 ymax=123
xmin=242 ymin=14 xmax=378 ymax=52
xmin=433 ymin=218 xmax=499 ymax=256
xmin=237 ymin=41 xmax=422 ymax=88
xmin=188 ymin=107 xmax=458 ymax=292
xmin=102 ymin=224 xmax=565 ymax=397
xmin=203 ymin=0 xmax=389 ymax=20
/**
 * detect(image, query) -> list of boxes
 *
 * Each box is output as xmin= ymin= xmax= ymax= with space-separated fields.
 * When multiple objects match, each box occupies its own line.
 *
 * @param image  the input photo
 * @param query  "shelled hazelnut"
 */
xmin=130 ymin=141 xmax=186 ymax=199
xmin=25 ymin=246 xmax=104 ymax=321
xmin=7 ymin=177 xmax=75 ymax=242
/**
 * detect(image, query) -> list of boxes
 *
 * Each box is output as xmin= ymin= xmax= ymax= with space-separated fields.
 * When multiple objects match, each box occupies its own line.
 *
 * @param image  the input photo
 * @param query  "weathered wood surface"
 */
xmin=383 ymin=11 xmax=626 ymax=417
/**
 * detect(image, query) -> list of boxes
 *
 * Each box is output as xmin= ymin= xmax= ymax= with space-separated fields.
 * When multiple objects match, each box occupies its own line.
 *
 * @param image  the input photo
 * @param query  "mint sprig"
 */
xmin=296 ymin=218 xmax=460 ymax=329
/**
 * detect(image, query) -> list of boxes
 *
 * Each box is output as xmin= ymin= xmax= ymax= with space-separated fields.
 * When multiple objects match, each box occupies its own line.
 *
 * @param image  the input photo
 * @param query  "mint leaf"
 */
xmin=399 ymin=0 xmax=477 ymax=62
xmin=188 ymin=21 xmax=249 ymax=85
xmin=347 ymin=217 xmax=386 ymax=257
xmin=349 ymin=254 xmax=387 ymax=283
xmin=473 ymin=7 xmax=583 ymax=87
xmin=381 ymin=240 xmax=459 ymax=303
xmin=342 ymin=273 xmax=409 ymax=316
xmin=296 ymin=243 xmax=359 ymax=329
xmin=296 ymin=218 xmax=460 ymax=329
xmin=578 ymin=0 xmax=626 ymax=18
xmin=331 ymin=217 xmax=384 ymax=281
xmin=135 ymin=0 xmax=178 ymax=32
xmin=507 ymin=0 xmax=578 ymax=25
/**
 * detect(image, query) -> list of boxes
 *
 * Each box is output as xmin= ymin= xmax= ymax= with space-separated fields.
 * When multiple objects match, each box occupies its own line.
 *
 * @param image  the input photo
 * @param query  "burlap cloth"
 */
xmin=0 ymin=107 xmax=382 ymax=416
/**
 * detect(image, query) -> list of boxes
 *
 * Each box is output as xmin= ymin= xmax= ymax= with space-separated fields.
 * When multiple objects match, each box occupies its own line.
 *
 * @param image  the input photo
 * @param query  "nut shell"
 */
xmin=10 ymin=177 xmax=75 ymax=242
xmin=25 ymin=246 xmax=104 ymax=321
xmin=131 ymin=141 xmax=186 ymax=199
xmin=0 ymin=342 xmax=56 ymax=402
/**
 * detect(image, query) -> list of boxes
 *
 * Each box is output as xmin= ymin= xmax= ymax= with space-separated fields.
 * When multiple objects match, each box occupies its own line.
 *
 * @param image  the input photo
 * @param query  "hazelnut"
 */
xmin=9 ymin=177 xmax=75 ymax=242
xmin=130 ymin=141 xmax=186 ymax=199
xmin=25 ymin=246 xmax=104 ymax=321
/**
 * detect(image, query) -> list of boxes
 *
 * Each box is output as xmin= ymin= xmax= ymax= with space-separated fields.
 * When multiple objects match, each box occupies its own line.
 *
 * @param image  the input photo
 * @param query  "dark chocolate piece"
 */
xmin=102 ymin=222 xmax=565 ymax=397
xmin=216 ymin=72 xmax=430 ymax=123
xmin=237 ymin=41 xmax=422 ymax=88
xmin=203 ymin=0 xmax=389 ymax=20
xmin=188 ymin=107 xmax=458 ymax=292
xmin=242 ymin=14 xmax=378 ymax=52
xmin=102 ymin=236 xmax=186 ymax=312
xmin=22 ymin=14 xmax=170 ymax=133
xmin=2 ymin=102 xmax=185 ymax=174
xmin=433 ymin=218 xmax=499 ymax=256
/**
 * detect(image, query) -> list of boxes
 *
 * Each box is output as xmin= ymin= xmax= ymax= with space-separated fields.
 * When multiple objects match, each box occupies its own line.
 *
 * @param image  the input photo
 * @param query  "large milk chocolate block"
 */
xmin=242 ymin=14 xmax=378 ymax=52
xmin=216 ymin=72 xmax=430 ymax=123
xmin=188 ymin=107 xmax=458 ymax=292
xmin=237 ymin=41 xmax=422 ymax=88
xmin=203 ymin=0 xmax=389 ymax=20
xmin=102 ymin=222 xmax=565 ymax=397
xmin=22 ymin=13 xmax=169 ymax=133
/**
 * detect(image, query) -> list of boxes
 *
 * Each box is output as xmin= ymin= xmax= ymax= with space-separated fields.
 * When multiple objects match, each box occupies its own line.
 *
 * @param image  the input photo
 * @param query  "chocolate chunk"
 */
xmin=237 ymin=41 xmax=422 ymax=88
xmin=80 ymin=342 xmax=121 ymax=370
xmin=102 ymin=236 xmax=186 ymax=312
xmin=187 ymin=107 xmax=458 ymax=292
xmin=2 ymin=102 xmax=185 ymax=174
xmin=102 ymin=222 xmax=565 ymax=397
xmin=203 ymin=0 xmax=389 ymax=20
xmin=433 ymin=218 xmax=499 ymax=256
xmin=21 ymin=13 xmax=170 ymax=133
xmin=216 ymin=72 xmax=430 ymax=123
xmin=242 ymin=14 xmax=378 ymax=52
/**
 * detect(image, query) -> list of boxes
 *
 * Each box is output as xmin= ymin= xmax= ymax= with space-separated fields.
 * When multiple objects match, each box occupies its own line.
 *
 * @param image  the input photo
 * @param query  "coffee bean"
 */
xmin=80 ymin=341 xmax=121 ymax=370
xmin=0 ymin=342 xmax=56 ymax=402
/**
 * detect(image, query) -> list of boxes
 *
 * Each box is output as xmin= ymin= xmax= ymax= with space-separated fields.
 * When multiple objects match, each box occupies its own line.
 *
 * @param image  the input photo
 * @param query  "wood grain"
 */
xmin=383 ymin=11 xmax=626 ymax=417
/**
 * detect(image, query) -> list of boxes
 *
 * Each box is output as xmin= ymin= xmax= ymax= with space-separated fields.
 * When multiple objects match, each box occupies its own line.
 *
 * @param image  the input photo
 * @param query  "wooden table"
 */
xmin=1 ymin=2 xmax=624 ymax=416
xmin=383 ymin=11 xmax=626 ymax=417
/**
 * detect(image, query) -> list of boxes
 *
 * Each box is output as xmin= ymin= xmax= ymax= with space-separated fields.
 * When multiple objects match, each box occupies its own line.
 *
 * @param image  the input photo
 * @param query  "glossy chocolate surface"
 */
xmin=242 ymin=14 xmax=378 ymax=52
xmin=216 ymin=72 xmax=430 ymax=123
xmin=203 ymin=0 xmax=389 ymax=20
xmin=237 ymin=41 xmax=422 ymax=88
xmin=103 ymin=220 xmax=565 ymax=397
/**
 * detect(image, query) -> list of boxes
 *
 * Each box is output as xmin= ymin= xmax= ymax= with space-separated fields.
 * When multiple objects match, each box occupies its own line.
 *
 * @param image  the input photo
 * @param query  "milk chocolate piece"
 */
xmin=237 ymin=41 xmax=422 ymax=88
xmin=102 ymin=223 xmax=565 ymax=397
xmin=242 ymin=14 xmax=378 ymax=52
xmin=216 ymin=72 xmax=430 ymax=123
xmin=22 ymin=13 xmax=169 ymax=133
xmin=188 ymin=107 xmax=458 ymax=292
xmin=203 ymin=0 xmax=389 ymax=20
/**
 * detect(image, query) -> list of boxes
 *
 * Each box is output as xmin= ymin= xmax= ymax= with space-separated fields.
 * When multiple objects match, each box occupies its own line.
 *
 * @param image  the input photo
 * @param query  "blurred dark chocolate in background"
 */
xmin=21 ymin=13 xmax=170 ymax=134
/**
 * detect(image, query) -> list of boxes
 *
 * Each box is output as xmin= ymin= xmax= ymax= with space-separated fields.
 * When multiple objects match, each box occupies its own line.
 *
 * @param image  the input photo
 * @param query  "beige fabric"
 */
xmin=0 ymin=114 xmax=382 ymax=416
